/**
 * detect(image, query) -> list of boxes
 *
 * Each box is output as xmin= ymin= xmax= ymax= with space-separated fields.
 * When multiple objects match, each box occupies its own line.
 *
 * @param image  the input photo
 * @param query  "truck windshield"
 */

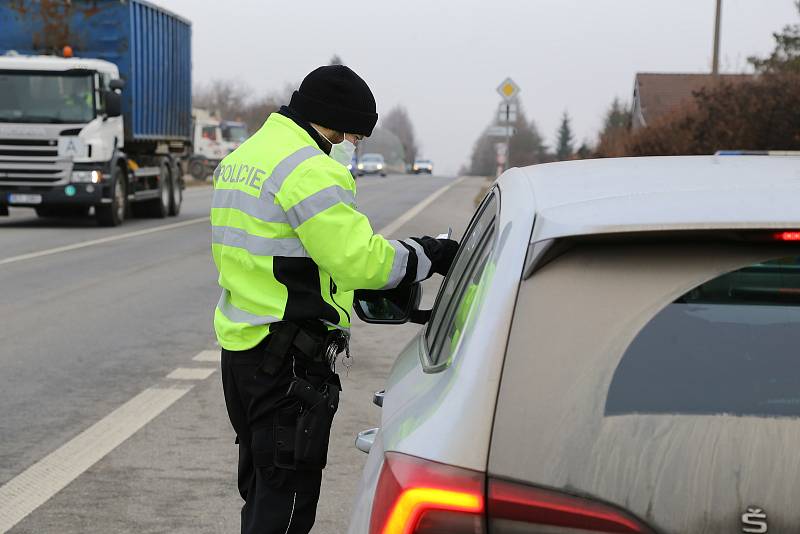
xmin=222 ymin=125 xmax=248 ymax=142
xmin=0 ymin=72 xmax=95 ymax=124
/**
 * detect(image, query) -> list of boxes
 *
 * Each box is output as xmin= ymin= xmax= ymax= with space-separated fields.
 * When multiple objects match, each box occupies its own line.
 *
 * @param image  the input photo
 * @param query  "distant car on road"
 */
xmin=357 ymin=153 xmax=387 ymax=177
xmin=411 ymin=158 xmax=433 ymax=174
xmin=348 ymin=155 xmax=800 ymax=534
xmin=347 ymin=154 xmax=358 ymax=178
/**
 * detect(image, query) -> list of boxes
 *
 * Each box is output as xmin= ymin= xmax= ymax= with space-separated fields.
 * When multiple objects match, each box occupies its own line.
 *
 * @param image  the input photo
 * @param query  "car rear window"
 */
xmin=606 ymin=256 xmax=800 ymax=418
xmin=489 ymin=243 xmax=800 ymax=516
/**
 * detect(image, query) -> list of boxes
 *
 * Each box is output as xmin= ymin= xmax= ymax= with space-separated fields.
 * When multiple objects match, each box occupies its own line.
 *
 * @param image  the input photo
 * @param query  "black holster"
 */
xmin=260 ymin=321 xmax=345 ymax=470
xmin=274 ymin=375 xmax=340 ymax=470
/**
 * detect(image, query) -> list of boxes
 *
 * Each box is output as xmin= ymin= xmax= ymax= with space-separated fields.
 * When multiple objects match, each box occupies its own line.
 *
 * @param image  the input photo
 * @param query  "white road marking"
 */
xmin=377 ymin=177 xmax=467 ymax=236
xmin=0 ymin=386 xmax=191 ymax=533
xmin=166 ymin=367 xmax=217 ymax=380
xmin=192 ymin=350 xmax=221 ymax=362
xmin=0 ymin=217 xmax=209 ymax=268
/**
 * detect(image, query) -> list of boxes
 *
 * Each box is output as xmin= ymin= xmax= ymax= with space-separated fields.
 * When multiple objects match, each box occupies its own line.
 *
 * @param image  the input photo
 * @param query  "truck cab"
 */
xmin=0 ymin=54 xmax=127 ymax=221
xmin=189 ymin=109 xmax=225 ymax=181
xmin=0 ymin=0 xmax=191 ymax=227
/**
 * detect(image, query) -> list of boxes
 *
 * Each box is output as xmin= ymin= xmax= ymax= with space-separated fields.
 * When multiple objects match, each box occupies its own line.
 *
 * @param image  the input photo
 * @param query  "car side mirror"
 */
xmin=354 ymin=283 xmax=430 ymax=324
xmin=109 ymin=78 xmax=125 ymax=91
xmin=104 ymin=90 xmax=122 ymax=118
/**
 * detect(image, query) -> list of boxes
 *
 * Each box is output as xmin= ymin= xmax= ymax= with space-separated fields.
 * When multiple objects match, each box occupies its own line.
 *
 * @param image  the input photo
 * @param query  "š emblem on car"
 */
xmin=741 ymin=507 xmax=768 ymax=533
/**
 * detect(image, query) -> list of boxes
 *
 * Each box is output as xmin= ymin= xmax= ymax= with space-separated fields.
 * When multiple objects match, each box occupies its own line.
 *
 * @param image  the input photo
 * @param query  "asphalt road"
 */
xmin=0 ymin=173 xmax=487 ymax=533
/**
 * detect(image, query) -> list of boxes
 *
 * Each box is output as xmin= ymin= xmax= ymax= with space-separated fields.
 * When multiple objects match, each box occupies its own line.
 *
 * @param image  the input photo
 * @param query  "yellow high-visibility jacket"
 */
xmin=211 ymin=113 xmax=430 ymax=351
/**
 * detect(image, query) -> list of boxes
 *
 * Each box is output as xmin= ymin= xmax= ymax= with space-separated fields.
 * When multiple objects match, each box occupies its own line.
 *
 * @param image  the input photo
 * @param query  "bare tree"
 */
xmin=193 ymin=79 xmax=297 ymax=133
xmin=468 ymin=103 xmax=551 ymax=176
xmin=468 ymin=130 xmax=498 ymax=176
xmin=236 ymin=95 xmax=280 ymax=133
xmin=330 ymin=54 xmax=344 ymax=65
xmin=509 ymin=107 xmax=550 ymax=167
xmin=193 ymin=80 xmax=250 ymax=120
xmin=381 ymin=105 xmax=418 ymax=165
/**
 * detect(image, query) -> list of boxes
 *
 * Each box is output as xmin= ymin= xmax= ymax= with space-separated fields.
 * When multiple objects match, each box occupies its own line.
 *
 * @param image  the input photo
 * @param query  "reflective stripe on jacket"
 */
xmin=211 ymin=113 xmax=425 ymax=351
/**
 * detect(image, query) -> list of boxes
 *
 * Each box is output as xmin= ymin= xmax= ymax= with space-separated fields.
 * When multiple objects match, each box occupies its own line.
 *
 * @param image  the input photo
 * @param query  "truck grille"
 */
xmin=0 ymin=139 xmax=71 ymax=185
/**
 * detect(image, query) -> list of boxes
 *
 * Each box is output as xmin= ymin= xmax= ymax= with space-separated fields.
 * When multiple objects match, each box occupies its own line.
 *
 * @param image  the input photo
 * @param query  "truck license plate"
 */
xmin=8 ymin=194 xmax=43 ymax=205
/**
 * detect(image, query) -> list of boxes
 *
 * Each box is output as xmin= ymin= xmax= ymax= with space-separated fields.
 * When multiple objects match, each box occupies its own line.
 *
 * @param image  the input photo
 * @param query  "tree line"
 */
xmin=465 ymin=106 xmax=589 ymax=176
xmin=469 ymin=1 xmax=800 ymax=174
xmin=596 ymin=2 xmax=799 ymax=158
xmin=193 ymin=56 xmax=421 ymax=166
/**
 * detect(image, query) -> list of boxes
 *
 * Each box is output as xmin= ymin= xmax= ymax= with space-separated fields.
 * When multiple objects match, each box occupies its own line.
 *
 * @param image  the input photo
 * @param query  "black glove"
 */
xmin=414 ymin=237 xmax=459 ymax=276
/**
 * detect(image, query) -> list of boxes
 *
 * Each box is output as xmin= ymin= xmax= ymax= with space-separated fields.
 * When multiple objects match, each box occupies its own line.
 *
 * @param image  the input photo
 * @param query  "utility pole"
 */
xmin=712 ymin=0 xmax=722 ymax=75
xmin=504 ymin=103 xmax=511 ymax=173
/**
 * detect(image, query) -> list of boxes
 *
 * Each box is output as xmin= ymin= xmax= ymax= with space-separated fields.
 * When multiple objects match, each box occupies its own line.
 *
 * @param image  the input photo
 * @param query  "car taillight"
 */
xmin=369 ymin=452 xmax=485 ymax=534
xmin=488 ymin=478 xmax=652 ymax=533
xmin=774 ymin=231 xmax=800 ymax=241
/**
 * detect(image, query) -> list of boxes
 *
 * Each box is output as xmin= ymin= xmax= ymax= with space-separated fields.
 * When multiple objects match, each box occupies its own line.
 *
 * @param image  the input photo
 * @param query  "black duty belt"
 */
xmin=260 ymin=321 xmax=347 ymax=375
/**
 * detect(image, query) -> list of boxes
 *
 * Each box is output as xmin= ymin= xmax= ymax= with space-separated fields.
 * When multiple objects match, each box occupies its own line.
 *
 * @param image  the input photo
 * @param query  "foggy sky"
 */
xmin=156 ymin=0 xmax=798 ymax=175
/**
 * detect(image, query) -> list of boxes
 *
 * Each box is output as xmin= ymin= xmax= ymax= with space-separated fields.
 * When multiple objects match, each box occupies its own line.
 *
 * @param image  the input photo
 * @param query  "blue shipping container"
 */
xmin=0 ymin=0 xmax=192 ymax=143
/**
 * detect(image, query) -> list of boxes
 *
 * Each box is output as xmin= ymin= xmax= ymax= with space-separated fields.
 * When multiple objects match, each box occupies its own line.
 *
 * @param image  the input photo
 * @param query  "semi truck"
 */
xmin=189 ymin=108 xmax=225 ymax=182
xmin=188 ymin=114 xmax=250 ymax=182
xmin=0 ymin=0 xmax=192 ymax=226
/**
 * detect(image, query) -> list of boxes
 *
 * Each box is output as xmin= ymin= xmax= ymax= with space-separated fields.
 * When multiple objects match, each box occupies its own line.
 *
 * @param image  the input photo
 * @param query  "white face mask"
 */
xmin=315 ymin=127 xmax=357 ymax=167
xmin=331 ymin=138 xmax=357 ymax=167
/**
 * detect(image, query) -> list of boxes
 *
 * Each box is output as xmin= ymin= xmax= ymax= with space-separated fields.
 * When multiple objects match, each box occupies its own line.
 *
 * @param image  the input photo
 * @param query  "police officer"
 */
xmin=211 ymin=65 xmax=458 ymax=534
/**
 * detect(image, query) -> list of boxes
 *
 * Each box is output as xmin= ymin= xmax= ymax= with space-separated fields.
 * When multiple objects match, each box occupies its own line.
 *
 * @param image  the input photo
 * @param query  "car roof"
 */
xmin=498 ymin=155 xmax=800 ymax=243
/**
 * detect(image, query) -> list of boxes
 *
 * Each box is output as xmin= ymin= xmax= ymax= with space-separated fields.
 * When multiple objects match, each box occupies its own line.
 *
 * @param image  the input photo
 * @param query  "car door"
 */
xmin=347 ymin=176 xmax=535 ymax=533
xmin=347 ymin=191 xmax=499 ymax=532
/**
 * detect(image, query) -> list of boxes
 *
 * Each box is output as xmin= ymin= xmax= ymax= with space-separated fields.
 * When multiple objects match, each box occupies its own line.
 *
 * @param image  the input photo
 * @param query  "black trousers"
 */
xmin=221 ymin=337 xmax=329 ymax=534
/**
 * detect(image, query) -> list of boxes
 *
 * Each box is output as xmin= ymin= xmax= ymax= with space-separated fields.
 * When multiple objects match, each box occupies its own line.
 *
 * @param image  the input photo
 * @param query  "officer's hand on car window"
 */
xmin=433 ymin=238 xmax=459 ymax=275
xmin=415 ymin=236 xmax=460 ymax=276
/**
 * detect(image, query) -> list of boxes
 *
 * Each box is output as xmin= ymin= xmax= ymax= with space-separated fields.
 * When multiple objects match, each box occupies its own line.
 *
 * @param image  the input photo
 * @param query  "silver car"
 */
xmin=348 ymin=155 xmax=800 ymax=534
xmin=358 ymin=153 xmax=387 ymax=177
xmin=412 ymin=159 xmax=434 ymax=174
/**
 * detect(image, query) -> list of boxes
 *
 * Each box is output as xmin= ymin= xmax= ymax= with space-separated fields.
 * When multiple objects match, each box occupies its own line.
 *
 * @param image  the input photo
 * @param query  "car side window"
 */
xmin=424 ymin=193 xmax=498 ymax=369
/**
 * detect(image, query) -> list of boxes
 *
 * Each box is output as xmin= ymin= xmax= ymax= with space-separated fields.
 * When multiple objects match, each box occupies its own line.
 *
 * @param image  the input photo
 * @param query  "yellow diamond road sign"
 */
xmin=497 ymin=78 xmax=520 ymax=101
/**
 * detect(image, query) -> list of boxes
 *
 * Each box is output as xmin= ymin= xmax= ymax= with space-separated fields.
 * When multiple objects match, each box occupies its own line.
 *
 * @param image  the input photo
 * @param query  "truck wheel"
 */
xmin=168 ymin=160 xmax=182 ymax=216
xmin=138 ymin=161 xmax=170 ymax=218
xmin=189 ymin=160 xmax=207 ymax=181
xmin=96 ymin=168 xmax=127 ymax=227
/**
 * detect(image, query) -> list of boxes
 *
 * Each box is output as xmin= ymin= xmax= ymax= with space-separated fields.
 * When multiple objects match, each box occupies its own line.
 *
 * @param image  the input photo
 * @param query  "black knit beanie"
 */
xmin=289 ymin=65 xmax=378 ymax=137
